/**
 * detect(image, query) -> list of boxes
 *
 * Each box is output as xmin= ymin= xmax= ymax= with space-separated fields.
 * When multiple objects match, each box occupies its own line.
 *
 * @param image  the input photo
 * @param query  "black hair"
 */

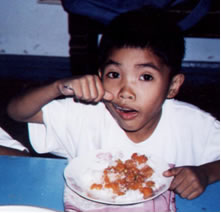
xmin=98 ymin=6 xmax=185 ymax=78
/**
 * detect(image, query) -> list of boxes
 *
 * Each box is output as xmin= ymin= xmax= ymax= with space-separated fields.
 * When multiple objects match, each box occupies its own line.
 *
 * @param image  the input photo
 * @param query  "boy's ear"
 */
xmin=167 ymin=74 xmax=185 ymax=99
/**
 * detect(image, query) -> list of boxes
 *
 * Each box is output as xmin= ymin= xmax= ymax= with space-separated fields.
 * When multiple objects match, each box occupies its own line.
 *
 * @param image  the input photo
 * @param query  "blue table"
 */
xmin=0 ymin=156 xmax=219 ymax=212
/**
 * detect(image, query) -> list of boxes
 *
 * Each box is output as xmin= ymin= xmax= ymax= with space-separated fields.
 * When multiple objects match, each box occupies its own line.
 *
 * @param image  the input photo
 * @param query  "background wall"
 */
xmin=0 ymin=0 xmax=69 ymax=57
xmin=0 ymin=0 xmax=219 ymax=62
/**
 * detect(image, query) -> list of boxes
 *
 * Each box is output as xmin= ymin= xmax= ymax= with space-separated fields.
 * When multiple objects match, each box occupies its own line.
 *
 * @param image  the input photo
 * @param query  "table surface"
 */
xmin=0 ymin=156 xmax=219 ymax=212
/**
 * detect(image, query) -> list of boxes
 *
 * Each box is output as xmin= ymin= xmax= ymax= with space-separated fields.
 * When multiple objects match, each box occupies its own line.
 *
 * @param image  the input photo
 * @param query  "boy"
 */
xmin=7 ymin=7 xmax=219 ymax=211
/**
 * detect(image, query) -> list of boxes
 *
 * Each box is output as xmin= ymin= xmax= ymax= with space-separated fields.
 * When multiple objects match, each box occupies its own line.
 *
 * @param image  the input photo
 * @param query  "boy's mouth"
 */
xmin=112 ymin=103 xmax=138 ymax=120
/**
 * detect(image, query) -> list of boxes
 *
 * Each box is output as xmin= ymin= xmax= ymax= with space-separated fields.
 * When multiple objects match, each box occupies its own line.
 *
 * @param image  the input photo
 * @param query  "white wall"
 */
xmin=184 ymin=38 xmax=219 ymax=62
xmin=0 ymin=0 xmax=69 ymax=56
xmin=0 ymin=0 xmax=219 ymax=62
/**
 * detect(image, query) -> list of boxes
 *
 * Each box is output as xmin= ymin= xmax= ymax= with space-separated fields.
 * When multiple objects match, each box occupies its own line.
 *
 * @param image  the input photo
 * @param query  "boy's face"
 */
xmin=100 ymin=47 xmax=179 ymax=142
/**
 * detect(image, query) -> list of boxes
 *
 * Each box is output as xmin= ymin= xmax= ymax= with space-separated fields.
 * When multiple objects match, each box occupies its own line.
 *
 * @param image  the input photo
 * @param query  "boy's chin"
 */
xmin=118 ymin=121 xmax=139 ymax=133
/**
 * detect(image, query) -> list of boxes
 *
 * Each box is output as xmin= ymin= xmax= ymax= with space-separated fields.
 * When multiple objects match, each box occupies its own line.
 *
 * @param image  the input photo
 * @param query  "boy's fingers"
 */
xmin=60 ymin=84 xmax=75 ymax=96
xmin=94 ymin=76 xmax=114 ymax=102
xmin=186 ymin=190 xmax=201 ymax=200
xmin=170 ymin=174 xmax=186 ymax=191
xmin=80 ymin=76 xmax=96 ymax=101
xmin=72 ymin=80 xmax=83 ymax=99
xmin=94 ymin=75 xmax=105 ymax=102
xmin=60 ymin=75 xmax=113 ymax=103
xmin=164 ymin=167 xmax=188 ymax=192
xmin=89 ymin=76 xmax=99 ymax=100
xmin=79 ymin=78 xmax=89 ymax=99
xmin=179 ymin=184 xmax=195 ymax=199
xmin=103 ymin=91 xmax=114 ymax=101
xmin=163 ymin=167 xmax=182 ymax=177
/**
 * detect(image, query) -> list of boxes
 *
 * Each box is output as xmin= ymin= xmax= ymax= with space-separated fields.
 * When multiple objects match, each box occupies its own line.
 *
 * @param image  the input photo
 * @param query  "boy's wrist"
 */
xmin=198 ymin=161 xmax=220 ymax=184
xmin=52 ymin=80 xmax=65 ymax=97
xmin=197 ymin=165 xmax=209 ymax=186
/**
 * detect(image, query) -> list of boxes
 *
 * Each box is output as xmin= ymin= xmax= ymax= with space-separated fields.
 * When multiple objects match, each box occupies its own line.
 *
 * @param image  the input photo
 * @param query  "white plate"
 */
xmin=0 ymin=205 xmax=55 ymax=212
xmin=64 ymin=149 xmax=173 ymax=205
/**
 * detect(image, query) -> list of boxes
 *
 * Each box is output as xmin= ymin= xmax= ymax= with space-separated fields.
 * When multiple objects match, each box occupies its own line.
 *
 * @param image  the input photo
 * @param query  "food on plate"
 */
xmin=64 ymin=149 xmax=173 ymax=204
xmin=90 ymin=153 xmax=155 ymax=199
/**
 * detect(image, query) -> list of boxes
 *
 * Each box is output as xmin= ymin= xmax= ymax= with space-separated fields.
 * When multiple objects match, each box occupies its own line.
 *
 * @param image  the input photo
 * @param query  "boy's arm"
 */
xmin=198 ymin=160 xmax=220 ymax=184
xmin=7 ymin=81 xmax=62 ymax=123
xmin=7 ymin=75 xmax=113 ymax=123
xmin=163 ymin=160 xmax=220 ymax=200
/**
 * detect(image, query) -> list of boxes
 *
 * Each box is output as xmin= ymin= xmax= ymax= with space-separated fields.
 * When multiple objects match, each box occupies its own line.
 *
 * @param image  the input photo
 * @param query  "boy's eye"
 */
xmin=140 ymin=74 xmax=153 ymax=81
xmin=106 ymin=72 xmax=120 ymax=79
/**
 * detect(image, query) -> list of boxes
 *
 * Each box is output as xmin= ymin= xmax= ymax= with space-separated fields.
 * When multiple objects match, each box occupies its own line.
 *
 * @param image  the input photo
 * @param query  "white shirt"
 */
xmin=28 ymin=98 xmax=220 ymax=166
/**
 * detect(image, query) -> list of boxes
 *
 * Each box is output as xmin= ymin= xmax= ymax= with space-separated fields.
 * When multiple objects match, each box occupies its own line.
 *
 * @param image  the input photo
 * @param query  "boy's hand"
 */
xmin=163 ymin=166 xmax=208 ymax=200
xmin=58 ymin=75 xmax=113 ymax=103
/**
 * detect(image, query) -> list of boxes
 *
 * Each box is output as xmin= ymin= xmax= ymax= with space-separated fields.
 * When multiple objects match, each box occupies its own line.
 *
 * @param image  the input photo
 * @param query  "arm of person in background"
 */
xmin=7 ymin=75 xmax=113 ymax=124
xmin=163 ymin=160 xmax=220 ymax=200
xmin=0 ymin=145 xmax=29 ymax=156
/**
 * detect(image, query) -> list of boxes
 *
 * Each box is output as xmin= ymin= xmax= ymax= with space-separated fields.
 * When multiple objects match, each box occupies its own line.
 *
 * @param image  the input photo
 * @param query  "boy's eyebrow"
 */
xmin=104 ymin=59 xmax=121 ymax=67
xmin=104 ymin=60 xmax=161 ymax=72
xmin=136 ymin=63 xmax=161 ymax=72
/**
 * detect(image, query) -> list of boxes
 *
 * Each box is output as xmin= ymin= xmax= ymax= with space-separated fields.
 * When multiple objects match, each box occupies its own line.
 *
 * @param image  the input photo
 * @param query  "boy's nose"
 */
xmin=119 ymin=86 xmax=135 ymax=100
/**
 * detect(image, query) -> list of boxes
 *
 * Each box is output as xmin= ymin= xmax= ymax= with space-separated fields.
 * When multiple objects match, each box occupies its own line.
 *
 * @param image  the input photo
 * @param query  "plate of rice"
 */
xmin=64 ymin=149 xmax=173 ymax=205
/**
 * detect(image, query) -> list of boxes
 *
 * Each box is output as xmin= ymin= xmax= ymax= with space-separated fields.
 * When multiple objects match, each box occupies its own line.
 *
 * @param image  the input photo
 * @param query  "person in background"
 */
xmin=61 ymin=0 xmax=212 ymax=75
xmin=61 ymin=0 xmax=211 ymax=29
xmin=7 ymin=6 xmax=219 ymax=212
xmin=0 ymin=126 xmax=29 ymax=156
